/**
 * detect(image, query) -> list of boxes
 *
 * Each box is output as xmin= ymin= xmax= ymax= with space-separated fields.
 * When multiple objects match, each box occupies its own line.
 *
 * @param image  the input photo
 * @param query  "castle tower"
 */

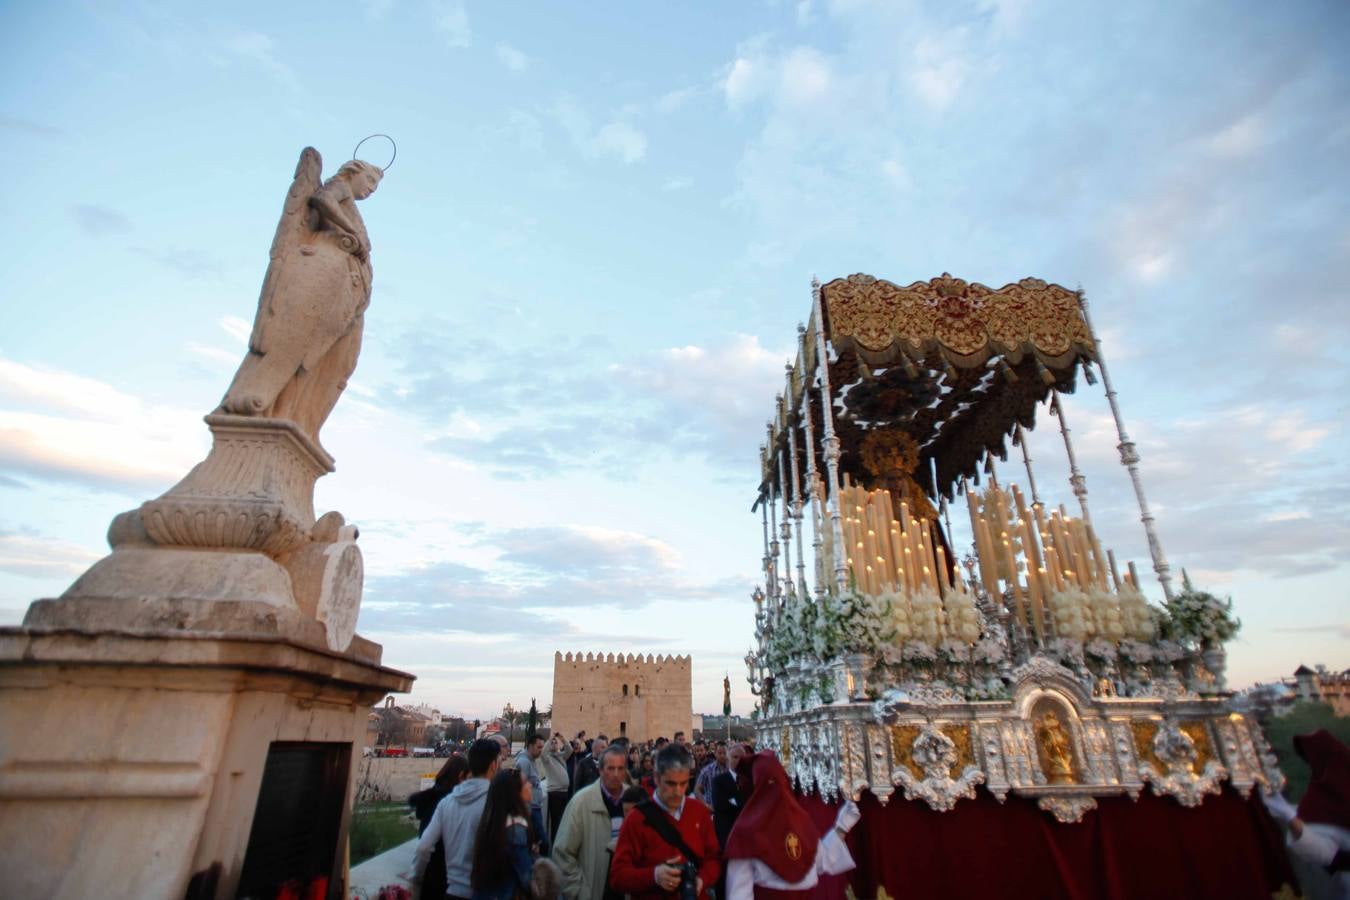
xmin=551 ymin=652 xmax=692 ymax=742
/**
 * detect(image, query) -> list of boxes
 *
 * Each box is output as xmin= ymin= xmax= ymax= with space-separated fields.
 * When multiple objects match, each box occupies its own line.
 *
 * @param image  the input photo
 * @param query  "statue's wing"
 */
xmin=248 ymin=147 xmax=323 ymax=353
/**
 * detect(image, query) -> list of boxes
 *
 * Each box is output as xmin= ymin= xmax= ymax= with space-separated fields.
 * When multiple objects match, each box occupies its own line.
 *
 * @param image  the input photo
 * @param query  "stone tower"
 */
xmin=551 ymin=652 xmax=692 ymax=742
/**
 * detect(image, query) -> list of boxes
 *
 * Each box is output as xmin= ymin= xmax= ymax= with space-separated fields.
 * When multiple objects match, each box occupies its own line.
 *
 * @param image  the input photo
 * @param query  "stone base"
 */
xmin=0 ymin=626 xmax=412 ymax=900
xmin=57 ymin=545 xmax=296 ymax=607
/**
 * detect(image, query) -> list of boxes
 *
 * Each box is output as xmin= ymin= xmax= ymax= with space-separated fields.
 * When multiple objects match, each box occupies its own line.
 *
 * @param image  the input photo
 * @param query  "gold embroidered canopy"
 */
xmin=763 ymin=273 xmax=1098 ymax=501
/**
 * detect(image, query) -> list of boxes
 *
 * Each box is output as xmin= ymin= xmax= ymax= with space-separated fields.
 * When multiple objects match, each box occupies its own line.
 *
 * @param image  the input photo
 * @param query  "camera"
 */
xmin=679 ymin=861 xmax=699 ymax=900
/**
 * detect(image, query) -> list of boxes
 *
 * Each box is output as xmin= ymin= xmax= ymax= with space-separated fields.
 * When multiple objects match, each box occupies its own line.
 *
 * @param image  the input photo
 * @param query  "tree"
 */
xmin=377 ymin=708 xmax=409 ymax=748
xmin=1262 ymin=702 xmax=1350 ymax=801
xmin=502 ymin=703 xmax=521 ymax=742
xmin=527 ymin=698 xmax=539 ymax=737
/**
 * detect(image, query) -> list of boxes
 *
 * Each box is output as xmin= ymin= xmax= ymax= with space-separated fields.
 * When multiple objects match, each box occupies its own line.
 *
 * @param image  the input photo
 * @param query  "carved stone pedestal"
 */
xmin=142 ymin=414 xmax=334 ymax=555
xmin=0 ymin=625 xmax=411 ymax=900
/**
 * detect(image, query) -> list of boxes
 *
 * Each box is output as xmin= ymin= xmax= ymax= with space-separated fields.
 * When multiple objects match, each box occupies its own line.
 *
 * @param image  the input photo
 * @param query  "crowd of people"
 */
xmin=407 ymin=730 xmax=859 ymax=900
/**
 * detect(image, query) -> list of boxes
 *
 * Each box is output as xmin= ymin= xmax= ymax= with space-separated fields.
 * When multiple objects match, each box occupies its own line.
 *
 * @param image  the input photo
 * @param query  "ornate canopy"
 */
xmin=761 ymin=273 xmax=1098 ymax=503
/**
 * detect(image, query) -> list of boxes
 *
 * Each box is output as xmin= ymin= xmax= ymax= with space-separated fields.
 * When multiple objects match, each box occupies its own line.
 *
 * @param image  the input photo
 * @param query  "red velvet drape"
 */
xmin=760 ymin=786 xmax=1296 ymax=900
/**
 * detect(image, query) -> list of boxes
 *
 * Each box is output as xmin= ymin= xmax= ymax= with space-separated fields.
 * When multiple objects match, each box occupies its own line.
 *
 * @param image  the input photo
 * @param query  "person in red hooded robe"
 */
xmin=1263 ymin=729 xmax=1350 ymax=898
xmin=722 ymin=751 xmax=860 ymax=900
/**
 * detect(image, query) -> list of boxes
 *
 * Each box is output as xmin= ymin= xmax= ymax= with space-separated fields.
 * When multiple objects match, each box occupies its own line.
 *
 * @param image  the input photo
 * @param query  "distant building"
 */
xmin=1234 ymin=664 xmax=1350 ymax=720
xmin=408 ymin=703 xmax=443 ymax=725
xmin=1320 ymin=669 xmax=1350 ymax=716
xmin=1291 ymin=664 xmax=1350 ymax=716
xmin=1232 ymin=681 xmax=1296 ymax=720
xmin=551 ymin=652 xmax=692 ymax=742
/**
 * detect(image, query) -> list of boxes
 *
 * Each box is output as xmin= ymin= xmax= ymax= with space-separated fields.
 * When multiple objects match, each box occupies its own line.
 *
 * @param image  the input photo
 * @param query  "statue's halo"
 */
xmin=352 ymin=133 xmax=397 ymax=172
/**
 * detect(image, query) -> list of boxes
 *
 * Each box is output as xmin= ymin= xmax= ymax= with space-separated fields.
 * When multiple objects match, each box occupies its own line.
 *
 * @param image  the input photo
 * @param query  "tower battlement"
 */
xmin=551 ymin=650 xmax=692 ymax=742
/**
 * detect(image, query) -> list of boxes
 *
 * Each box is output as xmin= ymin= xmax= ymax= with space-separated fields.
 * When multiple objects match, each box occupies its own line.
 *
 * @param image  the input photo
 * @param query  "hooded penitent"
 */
xmin=723 ymin=751 xmax=819 ymax=884
xmin=1294 ymin=729 xmax=1350 ymax=829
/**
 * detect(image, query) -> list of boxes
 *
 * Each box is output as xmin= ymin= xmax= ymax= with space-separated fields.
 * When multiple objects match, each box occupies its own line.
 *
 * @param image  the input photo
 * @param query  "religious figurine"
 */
xmin=219 ymin=148 xmax=383 ymax=447
xmin=1036 ymin=710 xmax=1076 ymax=784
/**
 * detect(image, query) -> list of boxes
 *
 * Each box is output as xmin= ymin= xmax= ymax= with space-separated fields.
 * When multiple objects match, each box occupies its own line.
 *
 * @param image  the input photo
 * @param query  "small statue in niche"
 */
xmin=1036 ymin=710 xmax=1077 ymax=784
xmin=218 ymin=147 xmax=383 ymax=447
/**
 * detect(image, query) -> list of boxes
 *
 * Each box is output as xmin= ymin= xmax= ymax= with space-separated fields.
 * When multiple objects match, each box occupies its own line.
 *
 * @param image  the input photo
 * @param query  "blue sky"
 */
xmin=2 ymin=0 xmax=1347 ymax=720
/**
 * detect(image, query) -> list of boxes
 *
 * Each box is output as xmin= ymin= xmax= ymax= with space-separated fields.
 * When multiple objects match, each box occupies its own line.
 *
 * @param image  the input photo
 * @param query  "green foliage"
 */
xmin=1262 ymin=702 xmax=1350 ymax=802
xmin=349 ymin=802 xmax=418 ymax=865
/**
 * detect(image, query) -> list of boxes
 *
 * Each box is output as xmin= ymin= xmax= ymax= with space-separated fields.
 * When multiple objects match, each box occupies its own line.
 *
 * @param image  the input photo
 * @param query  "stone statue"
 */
xmin=29 ymin=146 xmax=389 ymax=655
xmin=1036 ymin=710 xmax=1076 ymax=784
xmin=219 ymin=148 xmax=382 ymax=447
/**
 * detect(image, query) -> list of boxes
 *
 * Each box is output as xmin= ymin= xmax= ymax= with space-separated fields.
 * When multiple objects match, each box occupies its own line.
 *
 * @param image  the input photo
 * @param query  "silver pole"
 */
xmin=776 ymin=437 xmax=793 ymax=603
xmin=810 ymin=276 xmax=849 ymax=593
xmin=798 ymin=326 xmax=826 ymax=601
xmin=1015 ymin=422 xmax=1042 ymax=507
xmin=786 ymin=366 xmax=807 ymax=596
xmin=1077 ymin=290 xmax=1174 ymax=600
xmin=1049 ymin=390 xmax=1091 ymax=524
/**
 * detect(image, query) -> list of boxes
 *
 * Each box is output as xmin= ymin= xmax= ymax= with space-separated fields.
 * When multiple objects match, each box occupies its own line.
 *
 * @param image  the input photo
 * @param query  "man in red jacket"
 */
xmin=609 ymin=743 xmax=721 ymax=900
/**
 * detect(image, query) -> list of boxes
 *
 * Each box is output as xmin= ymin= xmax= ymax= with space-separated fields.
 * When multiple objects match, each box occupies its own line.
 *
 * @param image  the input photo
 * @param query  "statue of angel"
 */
xmin=218 ymin=147 xmax=382 ymax=447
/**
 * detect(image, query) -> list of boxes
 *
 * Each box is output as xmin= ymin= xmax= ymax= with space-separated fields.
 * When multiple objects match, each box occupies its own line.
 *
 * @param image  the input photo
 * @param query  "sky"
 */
xmin=2 ymin=0 xmax=1348 ymax=722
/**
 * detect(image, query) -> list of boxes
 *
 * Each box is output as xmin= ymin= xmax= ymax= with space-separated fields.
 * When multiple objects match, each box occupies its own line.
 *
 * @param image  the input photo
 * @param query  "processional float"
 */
xmin=743 ymin=273 xmax=1286 ymax=843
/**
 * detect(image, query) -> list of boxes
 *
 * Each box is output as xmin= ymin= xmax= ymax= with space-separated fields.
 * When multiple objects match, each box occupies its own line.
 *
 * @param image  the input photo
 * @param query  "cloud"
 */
xmin=778 ymin=47 xmax=832 ymax=106
xmin=224 ymin=32 xmax=300 ymax=93
xmin=433 ymin=1 xmax=471 ymax=48
xmin=219 ymin=315 xmax=252 ymax=344
xmin=384 ymin=323 xmax=786 ymax=478
xmin=0 ymin=358 xmax=203 ymax=494
xmin=552 ymin=98 xmax=648 ymax=164
xmin=662 ymin=176 xmax=694 ymax=192
xmin=359 ymin=524 xmax=737 ymax=636
xmin=1204 ymin=113 xmax=1266 ymax=159
xmin=656 ymin=86 xmax=698 ymax=114
xmin=1017 ymin=396 xmax=1350 ymax=585
xmin=907 ymin=30 xmax=971 ymax=111
xmin=592 ymin=122 xmax=647 ymax=163
xmin=1273 ymin=623 xmax=1350 ymax=641
xmin=496 ymin=43 xmax=528 ymax=71
xmin=0 ymin=526 xmax=100 ymax=580
xmin=724 ymin=57 xmax=765 ymax=109
xmin=70 ymin=204 xmax=132 ymax=237
xmin=132 ymin=246 xmax=224 ymax=280
xmin=881 ymin=157 xmax=911 ymax=190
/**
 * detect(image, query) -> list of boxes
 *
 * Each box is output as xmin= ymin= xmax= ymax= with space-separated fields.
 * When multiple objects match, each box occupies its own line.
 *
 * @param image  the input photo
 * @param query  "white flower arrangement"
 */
xmin=941 ymin=582 xmax=982 ymax=644
xmin=1116 ymin=585 xmax=1156 ymax=641
xmin=938 ymin=637 xmax=971 ymax=663
xmin=909 ymin=586 xmax=944 ymax=645
xmin=1048 ymin=587 xmax=1093 ymax=642
xmin=1165 ymin=572 xmax=1240 ymax=647
xmin=1085 ymin=587 xmax=1127 ymax=641
xmin=972 ymin=636 xmax=1006 ymax=665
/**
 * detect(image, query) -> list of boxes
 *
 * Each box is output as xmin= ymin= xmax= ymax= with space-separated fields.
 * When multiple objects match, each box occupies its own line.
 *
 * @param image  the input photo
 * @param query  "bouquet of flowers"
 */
xmin=1048 ymin=587 xmax=1092 ymax=642
xmin=1165 ymin=571 xmax=1240 ymax=647
xmin=972 ymin=636 xmax=1006 ymax=666
xmin=909 ymin=586 xmax=944 ymax=645
xmin=942 ymin=582 xmax=982 ymax=644
xmin=902 ymin=640 xmax=938 ymax=668
xmin=1085 ymin=587 xmax=1126 ymax=641
xmin=1116 ymin=584 xmax=1156 ymax=641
